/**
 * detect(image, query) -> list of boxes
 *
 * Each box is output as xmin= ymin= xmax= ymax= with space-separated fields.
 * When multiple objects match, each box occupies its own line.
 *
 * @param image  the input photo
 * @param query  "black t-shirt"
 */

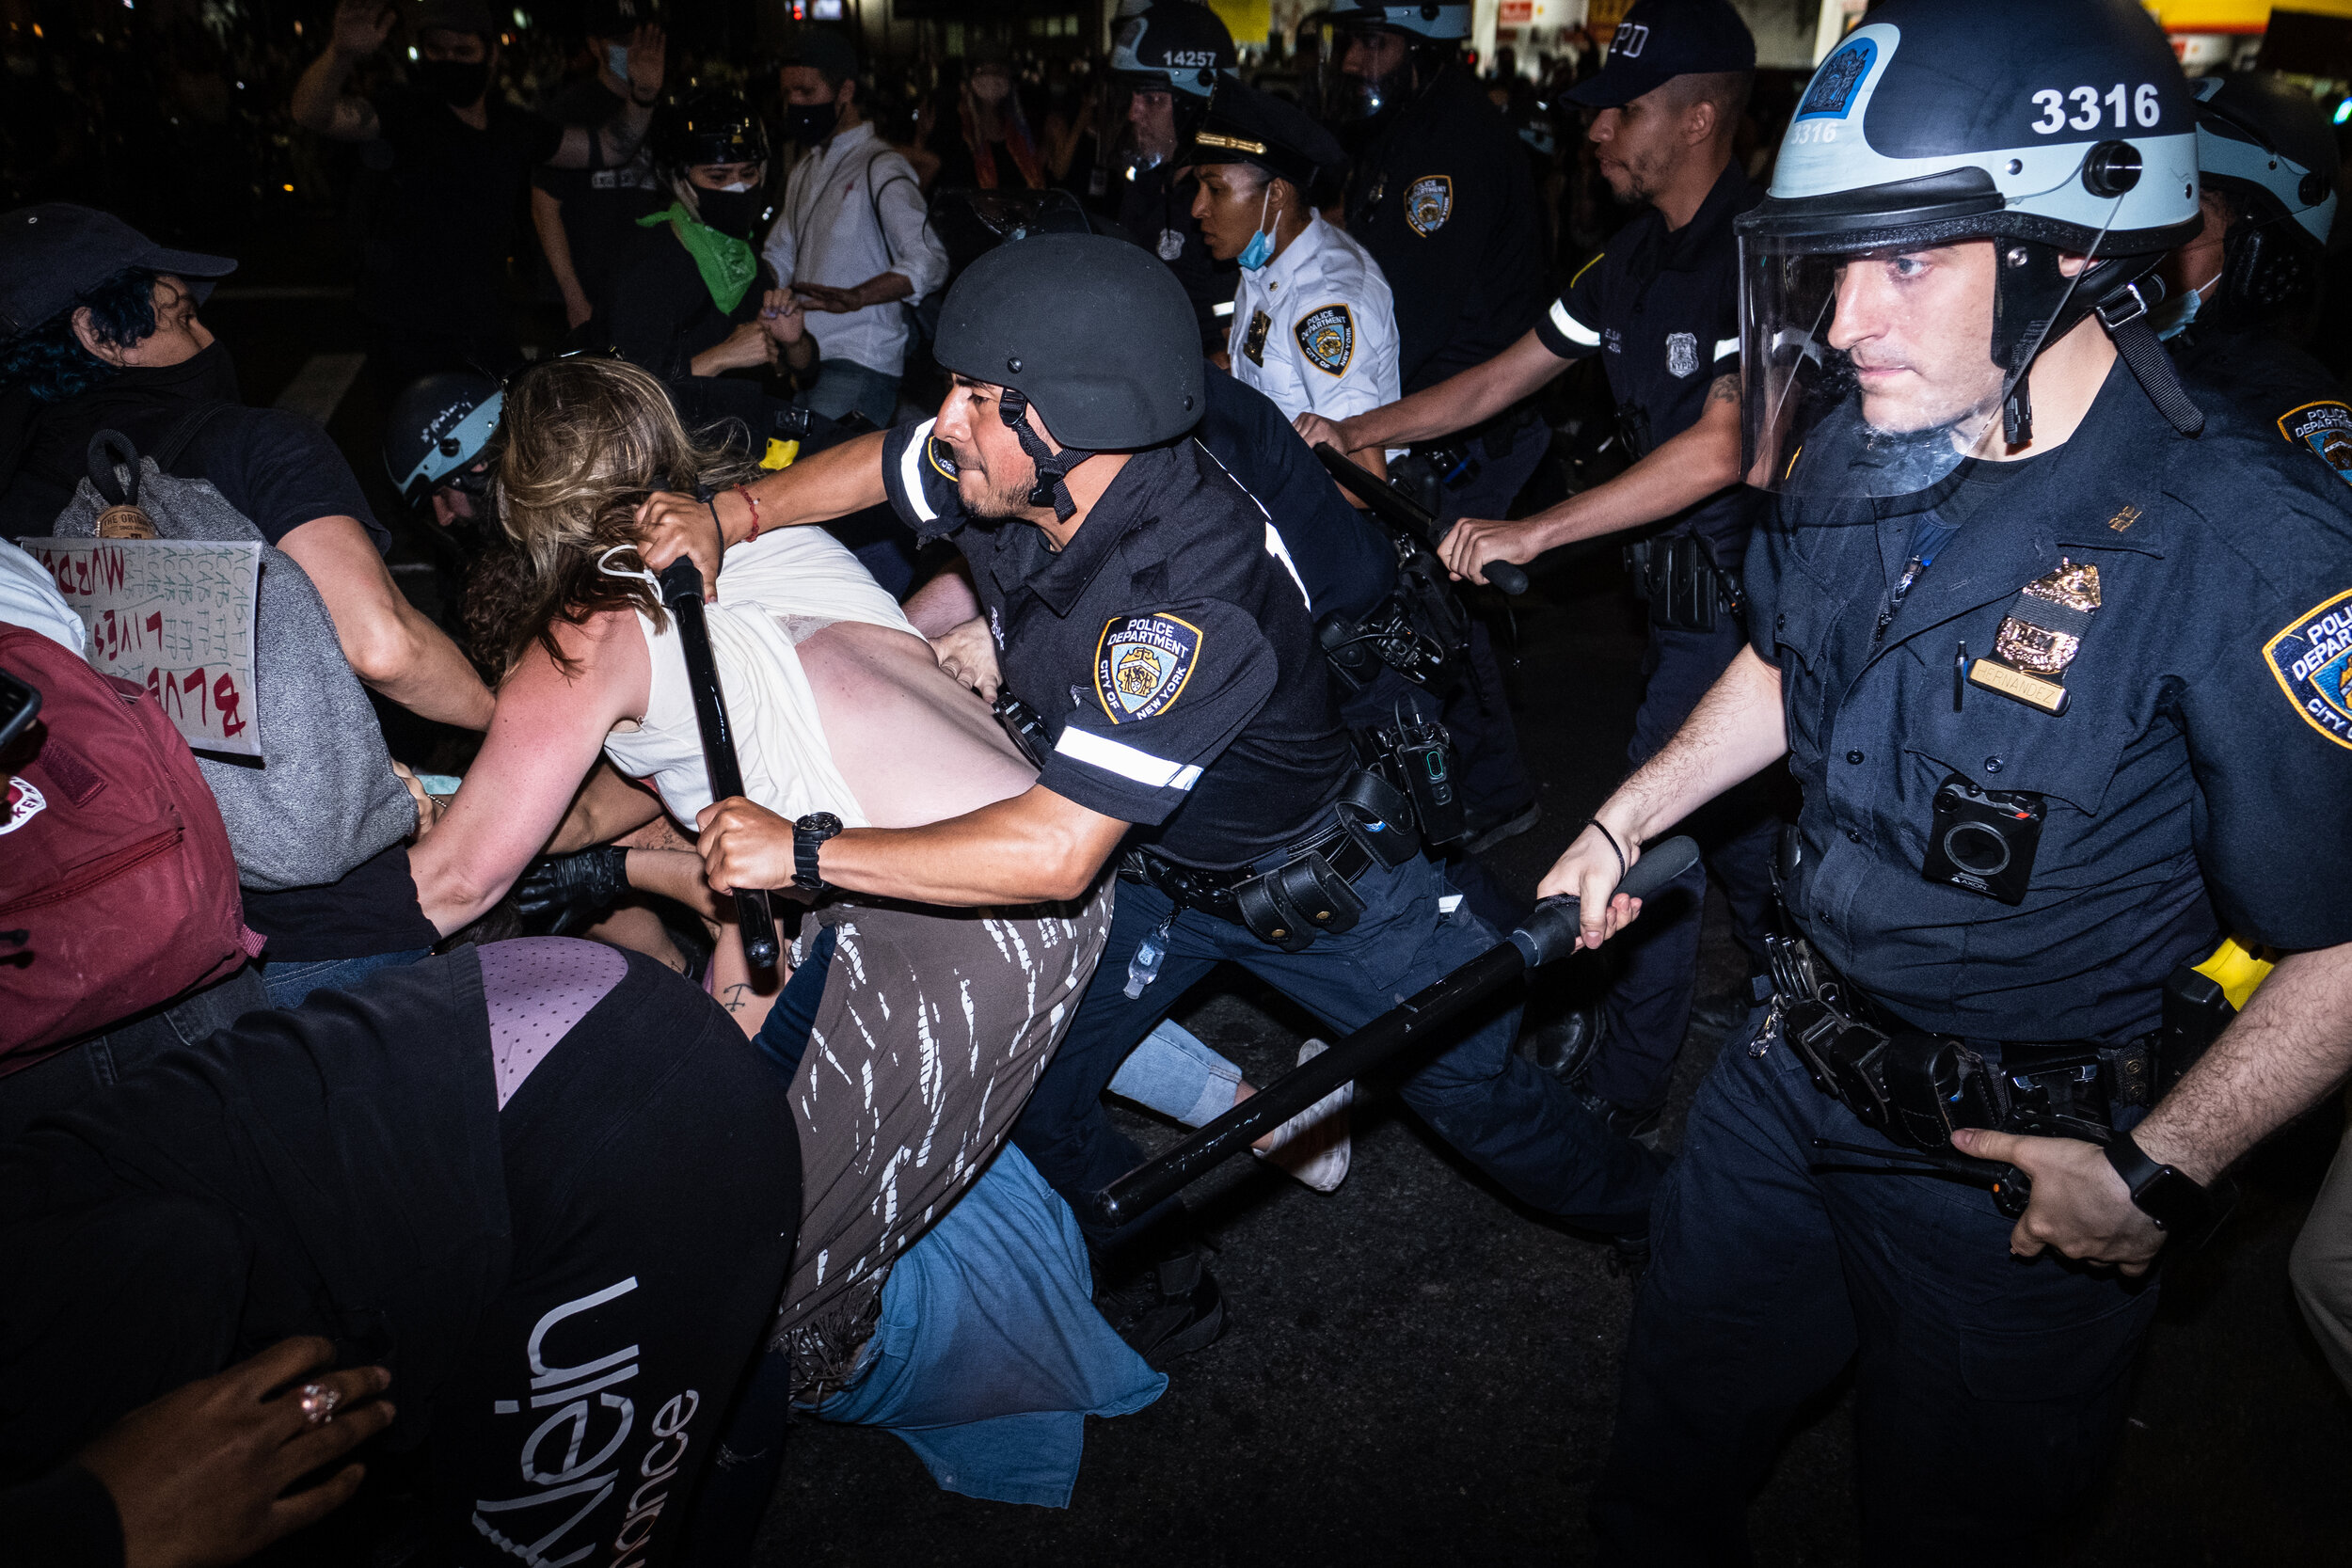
xmin=1198 ymin=367 xmax=1395 ymax=625
xmin=0 ymin=397 xmax=386 ymax=550
xmin=361 ymin=87 xmax=565 ymax=329
xmin=882 ymin=427 xmax=1353 ymax=867
xmin=531 ymin=81 xmax=662 ymax=310
xmin=597 ymin=224 xmax=772 ymax=386
xmin=1347 ymin=66 xmax=1549 ymax=392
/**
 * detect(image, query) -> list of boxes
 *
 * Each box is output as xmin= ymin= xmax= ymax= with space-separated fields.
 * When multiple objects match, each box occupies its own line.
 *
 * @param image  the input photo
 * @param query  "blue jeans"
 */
xmin=798 ymin=356 xmax=901 ymax=429
xmin=258 ymin=947 xmax=432 ymax=1010
xmin=1010 ymin=852 xmax=1664 ymax=1251
xmin=1589 ymin=615 xmax=1783 ymax=1111
xmin=1592 ymin=1006 xmax=2160 ymax=1565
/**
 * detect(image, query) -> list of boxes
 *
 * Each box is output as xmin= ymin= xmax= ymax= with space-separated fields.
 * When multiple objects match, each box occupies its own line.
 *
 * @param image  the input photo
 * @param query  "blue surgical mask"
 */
xmin=2153 ymin=272 xmax=2217 ymax=341
xmin=1237 ymin=187 xmax=1276 ymax=271
xmin=606 ymin=43 xmax=630 ymax=79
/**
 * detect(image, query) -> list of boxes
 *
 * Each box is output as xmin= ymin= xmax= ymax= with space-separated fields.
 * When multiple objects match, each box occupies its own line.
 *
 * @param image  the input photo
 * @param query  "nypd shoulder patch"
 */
xmin=2278 ymin=401 xmax=2352 ymax=488
xmin=925 ymin=433 xmax=959 ymax=481
xmin=1297 ymin=305 xmax=1355 ymax=376
xmin=1406 ymin=175 xmax=1453 ymax=238
xmin=2264 ymin=587 xmax=2352 ymax=751
xmin=1095 ymin=613 xmax=1201 ymax=723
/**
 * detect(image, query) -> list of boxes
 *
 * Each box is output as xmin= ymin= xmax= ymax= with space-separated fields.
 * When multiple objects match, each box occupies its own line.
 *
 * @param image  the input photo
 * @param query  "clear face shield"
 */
xmin=1322 ymin=21 xmax=1414 ymax=124
xmin=1738 ymin=236 xmax=2014 ymax=499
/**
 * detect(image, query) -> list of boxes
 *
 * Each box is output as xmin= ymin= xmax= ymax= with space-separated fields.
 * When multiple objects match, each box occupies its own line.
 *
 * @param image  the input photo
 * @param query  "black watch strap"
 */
xmin=2104 ymin=1130 xmax=2220 ymax=1243
xmin=792 ymin=814 xmax=840 ymax=893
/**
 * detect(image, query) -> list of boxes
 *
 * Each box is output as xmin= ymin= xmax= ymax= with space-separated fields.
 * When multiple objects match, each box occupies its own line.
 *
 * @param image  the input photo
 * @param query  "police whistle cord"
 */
xmin=1312 ymin=442 xmax=1533 ymax=597
xmin=1093 ymin=835 xmax=1701 ymax=1228
xmin=657 ymin=558 xmax=783 ymax=970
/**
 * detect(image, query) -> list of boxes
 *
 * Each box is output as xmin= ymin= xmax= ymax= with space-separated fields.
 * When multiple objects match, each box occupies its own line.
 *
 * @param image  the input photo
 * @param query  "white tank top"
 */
xmin=601 ymin=528 xmax=920 ymax=829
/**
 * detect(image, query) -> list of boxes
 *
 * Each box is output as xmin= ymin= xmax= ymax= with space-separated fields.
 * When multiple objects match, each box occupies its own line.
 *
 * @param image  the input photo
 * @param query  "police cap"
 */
xmin=1565 ymin=0 xmax=1755 ymax=109
xmin=1184 ymin=82 xmax=1343 ymax=191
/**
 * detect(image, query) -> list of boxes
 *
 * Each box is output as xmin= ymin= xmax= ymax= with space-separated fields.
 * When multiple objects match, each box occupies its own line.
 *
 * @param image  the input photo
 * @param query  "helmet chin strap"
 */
xmin=999 ymin=389 xmax=1096 ymax=522
xmin=1994 ymin=248 xmax=2204 ymax=445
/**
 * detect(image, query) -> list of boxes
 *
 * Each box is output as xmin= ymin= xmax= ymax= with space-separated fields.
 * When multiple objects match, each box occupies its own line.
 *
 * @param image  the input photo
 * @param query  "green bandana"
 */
xmin=638 ymin=203 xmax=758 ymax=315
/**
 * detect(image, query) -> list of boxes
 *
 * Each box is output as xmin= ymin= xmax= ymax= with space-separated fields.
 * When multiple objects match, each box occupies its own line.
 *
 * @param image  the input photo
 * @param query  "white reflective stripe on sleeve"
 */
xmin=1056 ymin=726 xmax=1203 ymax=791
xmin=1549 ymin=299 xmax=1601 ymax=348
xmin=1713 ymin=337 xmax=1740 ymax=363
xmin=1214 ymin=300 xmax=1236 ymax=318
xmin=898 ymin=419 xmax=939 ymax=524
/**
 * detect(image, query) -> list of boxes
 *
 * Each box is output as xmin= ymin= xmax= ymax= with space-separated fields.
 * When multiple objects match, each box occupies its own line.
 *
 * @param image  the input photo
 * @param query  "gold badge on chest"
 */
xmin=1242 ymin=308 xmax=1271 ymax=367
xmin=1966 ymin=560 xmax=2099 ymax=716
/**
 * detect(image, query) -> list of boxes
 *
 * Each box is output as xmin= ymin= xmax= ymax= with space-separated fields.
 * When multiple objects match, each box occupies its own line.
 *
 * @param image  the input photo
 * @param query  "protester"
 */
xmin=290 ymin=0 xmax=666 ymax=385
xmin=938 ymin=41 xmax=1048 ymax=193
xmin=764 ymin=27 xmax=948 ymax=429
xmin=530 ymin=0 xmax=667 ymax=336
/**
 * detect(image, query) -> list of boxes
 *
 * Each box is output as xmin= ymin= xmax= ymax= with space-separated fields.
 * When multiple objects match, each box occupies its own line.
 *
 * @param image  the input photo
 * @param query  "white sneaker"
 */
xmin=1252 ymin=1038 xmax=1353 ymax=1194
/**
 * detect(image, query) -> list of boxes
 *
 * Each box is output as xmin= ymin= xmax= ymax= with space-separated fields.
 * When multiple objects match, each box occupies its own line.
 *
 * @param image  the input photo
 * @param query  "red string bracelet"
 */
xmin=735 ymin=484 xmax=763 ymax=542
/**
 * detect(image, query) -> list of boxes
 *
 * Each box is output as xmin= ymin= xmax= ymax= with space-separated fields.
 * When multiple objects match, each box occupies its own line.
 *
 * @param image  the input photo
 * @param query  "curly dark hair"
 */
xmin=0 ymin=267 xmax=168 ymax=403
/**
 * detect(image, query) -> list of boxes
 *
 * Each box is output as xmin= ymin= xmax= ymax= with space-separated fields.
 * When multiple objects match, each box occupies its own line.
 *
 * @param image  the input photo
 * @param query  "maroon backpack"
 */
xmin=0 ymin=625 xmax=259 ymax=1068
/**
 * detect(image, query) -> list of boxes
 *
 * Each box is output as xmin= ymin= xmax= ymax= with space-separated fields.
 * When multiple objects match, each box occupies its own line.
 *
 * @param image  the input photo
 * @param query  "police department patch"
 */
xmin=1095 ymin=614 xmax=1201 ymax=722
xmin=925 ymin=433 xmax=959 ymax=480
xmin=1297 ymin=305 xmax=1355 ymax=376
xmin=2279 ymin=401 xmax=2352 ymax=488
xmin=1406 ymin=175 xmax=1453 ymax=237
xmin=2264 ymin=587 xmax=2352 ymax=751
xmin=1798 ymin=37 xmax=1875 ymax=119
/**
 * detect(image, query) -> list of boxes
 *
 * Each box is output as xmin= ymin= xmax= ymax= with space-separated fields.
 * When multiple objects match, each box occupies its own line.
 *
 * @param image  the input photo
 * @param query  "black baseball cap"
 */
xmin=0 ymin=204 xmax=236 ymax=343
xmin=779 ymin=25 xmax=860 ymax=86
xmin=1184 ymin=82 xmax=1343 ymax=189
xmin=413 ymin=0 xmax=500 ymax=40
xmin=1566 ymin=0 xmax=1755 ymax=109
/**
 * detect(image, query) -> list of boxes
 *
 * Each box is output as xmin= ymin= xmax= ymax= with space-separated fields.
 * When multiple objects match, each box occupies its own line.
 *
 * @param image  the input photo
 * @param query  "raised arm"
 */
xmin=1295 ymin=326 xmax=1569 ymax=455
xmin=547 ymin=24 xmax=663 ymax=169
xmin=290 ymin=0 xmax=392 ymax=142
xmin=408 ymin=610 xmax=652 ymax=933
xmin=632 ymin=428 xmax=893 ymax=594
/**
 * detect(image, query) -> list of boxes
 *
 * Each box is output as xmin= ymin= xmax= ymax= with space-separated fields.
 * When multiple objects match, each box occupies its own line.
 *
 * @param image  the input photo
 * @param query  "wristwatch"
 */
xmin=792 ymin=812 xmax=842 ymax=893
xmin=2104 ymin=1129 xmax=2224 ymax=1244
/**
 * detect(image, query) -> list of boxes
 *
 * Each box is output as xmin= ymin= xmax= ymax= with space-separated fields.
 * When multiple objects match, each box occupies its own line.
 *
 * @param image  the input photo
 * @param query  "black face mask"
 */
xmin=694 ymin=187 xmax=760 ymax=237
xmin=115 ymin=338 xmax=243 ymax=405
xmin=783 ymin=100 xmax=839 ymax=147
xmin=417 ymin=55 xmax=491 ymax=106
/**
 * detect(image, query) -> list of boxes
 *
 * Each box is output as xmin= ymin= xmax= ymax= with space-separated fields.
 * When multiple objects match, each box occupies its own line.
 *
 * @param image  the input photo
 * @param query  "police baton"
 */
xmin=1313 ymin=442 xmax=1532 ymax=597
xmin=656 ymin=558 xmax=782 ymax=970
xmin=1093 ymin=834 xmax=1700 ymax=1227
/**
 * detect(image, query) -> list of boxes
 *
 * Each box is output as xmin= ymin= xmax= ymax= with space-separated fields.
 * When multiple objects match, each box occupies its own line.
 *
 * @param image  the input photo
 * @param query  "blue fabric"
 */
xmin=1593 ymin=1005 xmax=2160 ymax=1565
xmin=807 ymin=1144 xmax=1167 ymax=1507
xmin=257 ymin=947 xmax=431 ymax=1010
xmin=751 ymin=924 xmax=839 ymax=1081
xmin=1014 ymin=850 xmax=1664 ymax=1251
xmin=799 ymin=357 xmax=901 ymax=429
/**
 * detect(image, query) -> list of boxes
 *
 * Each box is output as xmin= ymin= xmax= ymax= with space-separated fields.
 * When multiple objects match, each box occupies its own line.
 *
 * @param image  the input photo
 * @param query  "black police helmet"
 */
xmin=1109 ymin=1 xmax=1239 ymax=99
xmin=385 ymin=371 xmax=502 ymax=507
xmin=933 ymin=233 xmax=1203 ymax=452
xmin=654 ymin=89 xmax=770 ymax=173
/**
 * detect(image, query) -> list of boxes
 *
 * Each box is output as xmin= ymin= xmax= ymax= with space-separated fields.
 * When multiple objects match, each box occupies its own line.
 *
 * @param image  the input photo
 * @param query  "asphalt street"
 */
xmin=204 ymin=239 xmax=2352 ymax=1568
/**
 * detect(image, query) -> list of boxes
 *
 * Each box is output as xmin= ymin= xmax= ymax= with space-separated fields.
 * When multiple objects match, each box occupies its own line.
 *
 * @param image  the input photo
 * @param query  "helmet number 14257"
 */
xmin=2031 ymin=84 xmax=2161 ymax=135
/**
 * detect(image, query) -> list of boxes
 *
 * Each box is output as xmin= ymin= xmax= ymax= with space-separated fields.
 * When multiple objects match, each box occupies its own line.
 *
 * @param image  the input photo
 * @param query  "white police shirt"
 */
xmin=1226 ymin=213 xmax=1401 ymax=427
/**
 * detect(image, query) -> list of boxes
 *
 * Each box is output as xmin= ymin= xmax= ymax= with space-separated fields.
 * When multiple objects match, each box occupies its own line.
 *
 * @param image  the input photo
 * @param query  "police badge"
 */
xmin=1297 ymin=305 xmax=1355 ymax=376
xmin=1242 ymin=309 xmax=1271 ymax=367
xmin=1095 ymin=614 xmax=1201 ymax=722
xmin=1665 ymin=332 xmax=1699 ymax=379
xmin=2264 ymin=587 xmax=2352 ymax=751
xmin=1405 ymin=175 xmax=1453 ymax=237
xmin=2278 ymin=401 xmax=2352 ymax=489
xmin=1965 ymin=560 xmax=2099 ymax=716
xmin=1157 ymin=228 xmax=1186 ymax=262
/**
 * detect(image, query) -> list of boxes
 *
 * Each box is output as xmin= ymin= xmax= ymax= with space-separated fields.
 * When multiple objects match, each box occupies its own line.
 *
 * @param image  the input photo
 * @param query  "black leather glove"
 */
xmin=515 ymin=846 xmax=630 ymax=936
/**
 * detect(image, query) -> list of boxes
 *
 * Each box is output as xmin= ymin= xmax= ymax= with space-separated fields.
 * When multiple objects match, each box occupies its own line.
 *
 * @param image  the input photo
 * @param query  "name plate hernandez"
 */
xmin=1965 ymin=560 xmax=2099 ymax=717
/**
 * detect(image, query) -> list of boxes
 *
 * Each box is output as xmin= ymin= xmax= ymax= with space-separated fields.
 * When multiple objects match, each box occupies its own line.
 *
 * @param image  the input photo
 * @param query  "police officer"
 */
xmin=2161 ymin=72 xmax=2346 ymax=448
xmin=644 ymin=236 xmax=1663 ymax=1360
xmin=1543 ymin=2 xmax=2352 ymax=1554
xmin=384 ymin=371 xmax=502 ymax=531
xmin=1186 ymin=83 xmax=1399 ymax=476
xmin=1303 ymin=0 xmax=1771 ymax=1140
xmin=1110 ymin=1 xmax=1241 ymax=355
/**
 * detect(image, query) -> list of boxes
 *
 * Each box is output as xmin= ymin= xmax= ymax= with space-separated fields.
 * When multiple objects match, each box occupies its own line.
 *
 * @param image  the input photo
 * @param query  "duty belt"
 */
xmin=1123 ymin=814 xmax=1380 ymax=954
xmin=1759 ymin=929 xmax=2155 ymax=1152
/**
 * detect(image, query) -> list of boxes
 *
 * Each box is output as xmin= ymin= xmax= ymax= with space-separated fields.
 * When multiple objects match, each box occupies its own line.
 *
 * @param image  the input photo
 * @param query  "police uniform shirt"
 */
xmin=1535 ymin=160 xmax=1762 ymax=563
xmin=2170 ymin=325 xmax=2352 ymax=498
xmin=1749 ymin=360 xmax=2352 ymax=1043
xmin=1347 ymin=66 xmax=1549 ymax=393
xmin=1120 ymin=164 xmax=1238 ymax=356
xmin=881 ymin=422 xmax=1353 ymax=868
xmin=1228 ymin=213 xmax=1402 ymax=430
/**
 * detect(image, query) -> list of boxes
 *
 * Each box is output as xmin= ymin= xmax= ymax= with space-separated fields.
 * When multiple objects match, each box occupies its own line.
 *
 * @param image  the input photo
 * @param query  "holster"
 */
xmin=1625 ymin=533 xmax=1737 ymax=633
xmin=1232 ymin=850 xmax=1366 ymax=953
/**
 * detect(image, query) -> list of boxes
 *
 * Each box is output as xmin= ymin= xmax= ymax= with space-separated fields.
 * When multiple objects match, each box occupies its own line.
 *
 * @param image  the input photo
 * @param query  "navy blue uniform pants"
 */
xmin=1593 ymin=1006 xmax=2159 ymax=1565
xmin=1010 ymin=853 xmax=1664 ymax=1252
xmin=1589 ymin=615 xmax=1782 ymax=1111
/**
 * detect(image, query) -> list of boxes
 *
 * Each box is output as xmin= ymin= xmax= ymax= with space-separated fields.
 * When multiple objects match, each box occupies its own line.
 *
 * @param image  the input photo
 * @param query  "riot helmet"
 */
xmin=386 ymin=372 xmax=502 ymax=509
xmin=2188 ymin=72 xmax=2339 ymax=327
xmin=1324 ymin=2 xmax=1470 ymax=123
xmin=1738 ymin=0 xmax=2204 ymax=499
xmin=652 ymin=90 xmax=771 ymax=235
xmin=930 ymin=233 xmax=1204 ymax=519
xmin=1111 ymin=1 xmax=1238 ymax=172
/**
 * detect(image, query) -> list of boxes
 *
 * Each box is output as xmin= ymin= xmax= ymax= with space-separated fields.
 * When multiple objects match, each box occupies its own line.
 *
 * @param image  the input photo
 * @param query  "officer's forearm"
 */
xmin=813 ymin=788 xmax=1130 ymax=906
xmin=2131 ymin=943 xmax=2352 ymax=1186
xmin=1341 ymin=330 xmax=1565 ymax=451
xmin=1599 ymin=645 xmax=1787 ymax=845
xmin=1519 ymin=378 xmax=1744 ymax=550
xmin=707 ymin=430 xmax=893 ymax=543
